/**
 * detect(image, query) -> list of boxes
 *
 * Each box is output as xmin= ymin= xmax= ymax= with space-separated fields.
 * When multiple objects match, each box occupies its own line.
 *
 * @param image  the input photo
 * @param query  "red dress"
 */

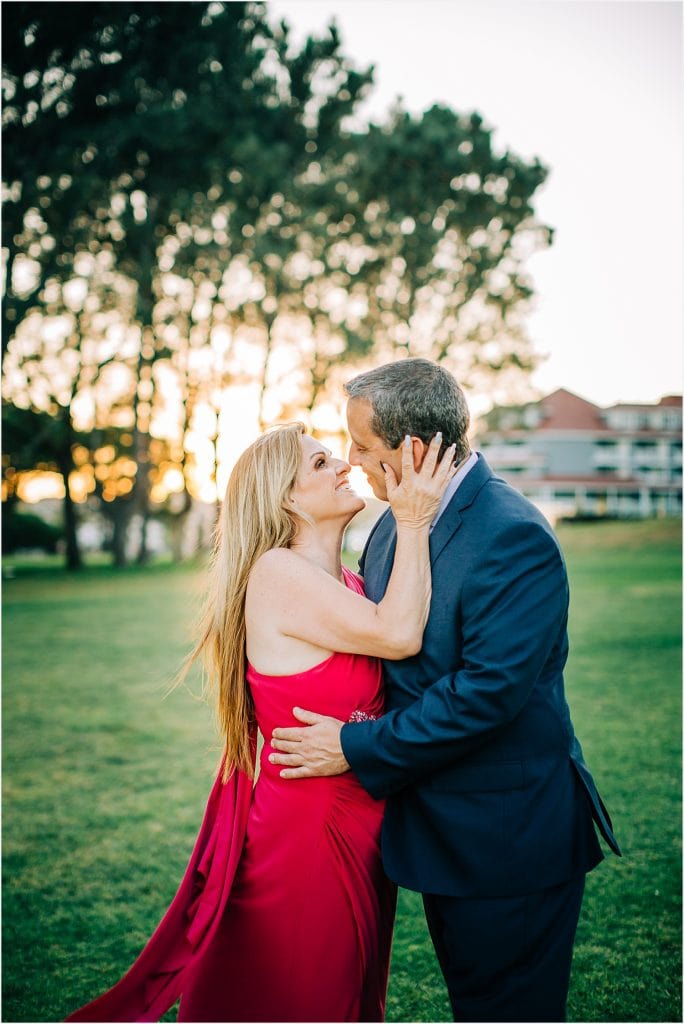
xmin=67 ymin=567 xmax=396 ymax=1023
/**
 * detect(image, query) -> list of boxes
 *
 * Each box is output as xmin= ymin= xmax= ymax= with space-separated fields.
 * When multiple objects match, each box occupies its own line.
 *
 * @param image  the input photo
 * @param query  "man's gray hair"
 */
xmin=344 ymin=358 xmax=471 ymax=461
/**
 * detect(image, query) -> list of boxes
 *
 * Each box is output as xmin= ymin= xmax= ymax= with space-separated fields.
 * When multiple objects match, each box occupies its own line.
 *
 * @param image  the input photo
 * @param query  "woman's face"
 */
xmin=289 ymin=434 xmax=365 ymax=524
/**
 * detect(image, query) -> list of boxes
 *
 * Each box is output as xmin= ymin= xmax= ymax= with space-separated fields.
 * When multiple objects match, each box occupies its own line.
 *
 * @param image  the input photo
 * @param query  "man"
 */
xmin=271 ymin=358 xmax=620 ymax=1022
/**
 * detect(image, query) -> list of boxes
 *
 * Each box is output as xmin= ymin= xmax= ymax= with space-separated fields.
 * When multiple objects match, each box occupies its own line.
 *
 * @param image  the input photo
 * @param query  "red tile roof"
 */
xmin=610 ymin=394 xmax=683 ymax=410
xmin=481 ymin=388 xmax=682 ymax=439
xmin=536 ymin=389 xmax=610 ymax=432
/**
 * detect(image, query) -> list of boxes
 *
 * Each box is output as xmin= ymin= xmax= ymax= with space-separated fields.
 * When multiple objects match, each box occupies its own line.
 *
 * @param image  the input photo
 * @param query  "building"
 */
xmin=475 ymin=388 xmax=682 ymax=522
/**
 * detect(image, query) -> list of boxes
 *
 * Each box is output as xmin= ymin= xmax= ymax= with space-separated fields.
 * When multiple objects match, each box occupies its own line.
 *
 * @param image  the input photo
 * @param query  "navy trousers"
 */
xmin=422 ymin=875 xmax=586 ymax=1022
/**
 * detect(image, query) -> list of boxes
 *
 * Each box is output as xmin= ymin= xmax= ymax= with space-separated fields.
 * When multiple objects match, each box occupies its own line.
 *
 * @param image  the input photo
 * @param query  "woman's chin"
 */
xmin=343 ymin=495 xmax=366 ymax=520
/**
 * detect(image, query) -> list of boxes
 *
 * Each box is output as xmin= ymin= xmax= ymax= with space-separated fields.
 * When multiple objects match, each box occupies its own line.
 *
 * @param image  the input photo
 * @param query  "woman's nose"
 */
xmin=336 ymin=458 xmax=352 ymax=474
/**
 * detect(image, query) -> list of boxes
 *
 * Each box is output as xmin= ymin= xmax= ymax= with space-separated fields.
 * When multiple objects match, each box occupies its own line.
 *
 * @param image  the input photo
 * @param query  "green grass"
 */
xmin=2 ymin=520 xmax=681 ymax=1022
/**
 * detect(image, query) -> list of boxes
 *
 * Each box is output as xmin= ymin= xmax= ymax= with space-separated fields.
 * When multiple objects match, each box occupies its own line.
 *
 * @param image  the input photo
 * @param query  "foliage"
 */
xmin=2 ymin=2 xmax=267 ymax=347
xmin=2 ymin=402 xmax=71 ymax=483
xmin=2 ymin=2 xmax=378 ymax=561
xmin=348 ymin=104 xmax=551 ymax=383
xmin=1 ymin=520 xmax=681 ymax=1022
xmin=1 ymin=402 xmax=90 ymax=567
xmin=2 ymin=508 xmax=64 ymax=553
xmin=2 ymin=2 xmax=553 ymax=567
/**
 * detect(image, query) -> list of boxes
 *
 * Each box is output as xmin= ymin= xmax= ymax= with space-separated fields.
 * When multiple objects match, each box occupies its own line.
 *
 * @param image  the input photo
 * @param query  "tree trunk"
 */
xmin=132 ymin=210 xmax=158 ymax=565
xmin=110 ymin=505 xmax=129 ymax=568
xmin=136 ymin=510 xmax=150 ymax=565
xmin=57 ymin=409 xmax=82 ymax=571
xmin=169 ymin=511 xmax=189 ymax=562
xmin=60 ymin=466 xmax=82 ymax=571
xmin=2 ymin=235 xmax=18 ymax=364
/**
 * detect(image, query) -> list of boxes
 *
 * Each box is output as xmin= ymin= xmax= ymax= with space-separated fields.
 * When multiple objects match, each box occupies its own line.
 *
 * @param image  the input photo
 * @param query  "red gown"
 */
xmin=67 ymin=567 xmax=396 ymax=1023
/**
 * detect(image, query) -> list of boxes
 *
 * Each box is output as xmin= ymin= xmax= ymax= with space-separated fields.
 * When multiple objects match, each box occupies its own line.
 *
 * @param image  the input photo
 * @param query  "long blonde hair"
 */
xmin=181 ymin=423 xmax=305 ymax=781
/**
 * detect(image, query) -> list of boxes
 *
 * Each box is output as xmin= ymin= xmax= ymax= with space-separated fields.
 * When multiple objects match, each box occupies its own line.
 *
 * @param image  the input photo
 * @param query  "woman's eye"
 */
xmin=315 ymin=458 xmax=326 ymax=469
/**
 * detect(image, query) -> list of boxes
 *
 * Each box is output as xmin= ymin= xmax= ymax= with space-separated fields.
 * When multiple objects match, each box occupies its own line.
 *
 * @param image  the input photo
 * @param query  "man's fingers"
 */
xmin=269 ymin=751 xmax=303 ymax=766
xmin=280 ymin=767 xmax=314 ymax=779
xmin=270 ymin=737 xmax=302 ymax=753
xmin=272 ymin=726 xmax=305 ymax=741
xmin=292 ymin=707 xmax=324 ymax=724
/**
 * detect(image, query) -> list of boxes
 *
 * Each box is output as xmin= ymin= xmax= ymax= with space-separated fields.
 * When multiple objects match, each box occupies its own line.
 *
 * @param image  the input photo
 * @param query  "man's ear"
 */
xmin=411 ymin=437 xmax=429 ymax=471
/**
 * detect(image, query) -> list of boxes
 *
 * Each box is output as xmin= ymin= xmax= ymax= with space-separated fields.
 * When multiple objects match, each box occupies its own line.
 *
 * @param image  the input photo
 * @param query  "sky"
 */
xmin=267 ymin=0 xmax=683 ymax=409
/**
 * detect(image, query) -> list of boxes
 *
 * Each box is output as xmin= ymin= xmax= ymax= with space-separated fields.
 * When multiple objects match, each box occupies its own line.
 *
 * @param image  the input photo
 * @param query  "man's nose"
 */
xmin=348 ymin=444 xmax=360 ymax=467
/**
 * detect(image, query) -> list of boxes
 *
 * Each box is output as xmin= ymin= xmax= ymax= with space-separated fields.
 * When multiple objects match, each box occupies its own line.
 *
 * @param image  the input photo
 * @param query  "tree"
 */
xmin=342 ymin=104 xmax=552 ymax=393
xmin=2 ymin=2 xmax=264 ymax=358
xmin=3 ymin=6 xmax=554 ymax=569
xmin=2 ymin=401 xmax=88 ymax=566
xmin=214 ymin=100 xmax=554 ymax=428
xmin=2 ymin=3 xmax=375 ymax=562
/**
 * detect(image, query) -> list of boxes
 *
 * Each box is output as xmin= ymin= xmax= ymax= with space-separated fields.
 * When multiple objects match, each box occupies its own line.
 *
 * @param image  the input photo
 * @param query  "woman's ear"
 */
xmin=286 ymin=497 xmax=313 ymax=528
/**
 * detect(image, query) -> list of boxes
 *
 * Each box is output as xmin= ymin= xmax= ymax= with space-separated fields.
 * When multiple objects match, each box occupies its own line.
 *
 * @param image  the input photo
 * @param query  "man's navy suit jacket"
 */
xmin=341 ymin=455 xmax=620 ymax=899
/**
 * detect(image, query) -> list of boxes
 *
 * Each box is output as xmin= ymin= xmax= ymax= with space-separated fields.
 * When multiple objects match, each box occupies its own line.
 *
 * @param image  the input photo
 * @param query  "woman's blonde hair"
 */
xmin=181 ymin=423 xmax=305 ymax=781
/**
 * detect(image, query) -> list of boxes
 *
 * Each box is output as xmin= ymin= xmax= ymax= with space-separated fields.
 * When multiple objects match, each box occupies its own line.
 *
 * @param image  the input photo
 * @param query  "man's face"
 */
xmin=346 ymin=398 xmax=402 ymax=501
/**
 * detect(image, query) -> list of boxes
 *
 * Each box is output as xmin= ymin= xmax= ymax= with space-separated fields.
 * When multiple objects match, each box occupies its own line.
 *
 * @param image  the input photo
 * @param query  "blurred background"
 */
xmin=3 ymin=0 xmax=681 ymax=570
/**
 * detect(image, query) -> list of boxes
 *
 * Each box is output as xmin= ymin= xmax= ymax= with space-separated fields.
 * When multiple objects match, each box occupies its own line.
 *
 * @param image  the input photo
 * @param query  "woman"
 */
xmin=68 ymin=423 xmax=457 ymax=1023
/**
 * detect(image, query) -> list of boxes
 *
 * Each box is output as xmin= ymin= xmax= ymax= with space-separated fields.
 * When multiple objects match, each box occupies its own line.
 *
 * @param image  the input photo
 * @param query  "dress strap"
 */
xmin=341 ymin=564 xmax=365 ymax=595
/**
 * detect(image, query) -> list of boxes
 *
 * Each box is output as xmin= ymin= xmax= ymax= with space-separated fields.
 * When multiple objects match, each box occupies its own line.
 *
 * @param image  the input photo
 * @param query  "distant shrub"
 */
xmin=2 ymin=510 xmax=64 ymax=554
xmin=558 ymin=514 xmax=622 ymax=524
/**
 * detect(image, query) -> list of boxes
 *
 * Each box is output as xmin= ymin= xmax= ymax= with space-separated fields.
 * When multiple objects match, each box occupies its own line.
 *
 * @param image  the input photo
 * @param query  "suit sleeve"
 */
xmin=341 ymin=521 xmax=569 ymax=799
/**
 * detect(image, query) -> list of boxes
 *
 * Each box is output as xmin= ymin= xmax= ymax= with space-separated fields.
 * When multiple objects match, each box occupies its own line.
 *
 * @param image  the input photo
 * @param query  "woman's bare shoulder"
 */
xmin=248 ymin=547 xmax=316 ymax=590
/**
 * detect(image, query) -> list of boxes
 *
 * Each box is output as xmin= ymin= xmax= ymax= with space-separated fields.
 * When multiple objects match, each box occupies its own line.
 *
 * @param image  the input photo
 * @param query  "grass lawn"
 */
xmin=2 ymin=519 xmax=681 ymax=1022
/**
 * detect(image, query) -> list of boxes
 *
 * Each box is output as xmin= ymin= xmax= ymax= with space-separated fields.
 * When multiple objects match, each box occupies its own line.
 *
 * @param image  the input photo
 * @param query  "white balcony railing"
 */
xmin=482 ymin=446 xmax=545 ymax=469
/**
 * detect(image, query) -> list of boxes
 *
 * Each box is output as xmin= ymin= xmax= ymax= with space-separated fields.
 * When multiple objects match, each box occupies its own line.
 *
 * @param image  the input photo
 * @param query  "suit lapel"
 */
xmin=366 ymin=454 xmax=495 ymax=595
xmin=429 ymin=454 xmax=494 ymax=566
xmin=361 ymin=508 xmax=395 ymax=602
xmin=429 ymin=501 xmax=463 ymax=565
xmin=372 ymin=516 xmax=397 ymax=601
